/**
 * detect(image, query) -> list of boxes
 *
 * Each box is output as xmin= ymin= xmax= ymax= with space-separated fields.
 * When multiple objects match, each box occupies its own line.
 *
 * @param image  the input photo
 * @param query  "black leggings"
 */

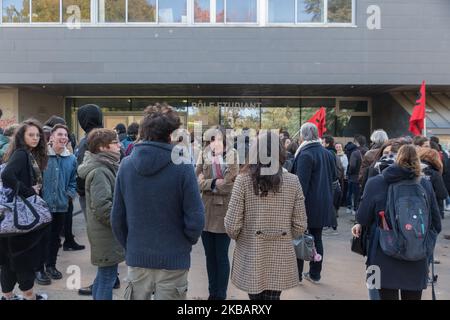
xmin=379 ymin=289 xmax=422 ymax=300
xmin=248 ymin=290 xmax=281 ymax=300
xmin=0 ymin=264 xmax=35 ymax=293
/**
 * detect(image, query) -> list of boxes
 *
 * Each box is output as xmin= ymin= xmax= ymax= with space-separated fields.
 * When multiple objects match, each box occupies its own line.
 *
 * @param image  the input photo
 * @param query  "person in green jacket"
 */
xmin=77 ymin=128 xmax=125 ymax=300
xmin=0 ymin=124 xmax=19 ymax=161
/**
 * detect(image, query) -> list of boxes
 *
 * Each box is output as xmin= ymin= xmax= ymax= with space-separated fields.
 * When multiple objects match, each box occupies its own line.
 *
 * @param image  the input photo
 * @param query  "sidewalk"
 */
xmin=31 ymin=204 xmax=450 ymax=300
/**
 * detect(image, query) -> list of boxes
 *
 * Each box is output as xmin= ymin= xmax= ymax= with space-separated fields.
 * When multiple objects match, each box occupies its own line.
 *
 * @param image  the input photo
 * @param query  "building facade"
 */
xmin=0 ymin=0 xmax=449 ymax=144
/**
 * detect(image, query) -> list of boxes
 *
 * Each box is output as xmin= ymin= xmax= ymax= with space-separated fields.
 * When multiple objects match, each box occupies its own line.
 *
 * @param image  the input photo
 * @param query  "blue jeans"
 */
xmin=92 ymin=264 xmax=118 ymax=300
xmin=201 ymin=231 xmax=231 ymax=300
xmin=346 ymin=181 xmax=361 ymax=211
xmin=297 ymin=228 xmax=323 ymax=281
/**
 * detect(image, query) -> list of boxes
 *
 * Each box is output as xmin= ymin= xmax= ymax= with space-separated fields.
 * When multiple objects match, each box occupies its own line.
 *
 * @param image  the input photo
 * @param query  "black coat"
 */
xmin=0 ymin=149 xmax=48 ymax=272
xmin=292 ymin=142 xmax=336 ymax=228
xmin=348 ymin=146 xmax=368 ymax=183
xmin=356 ymin=165 xmax=442 ymax=291
xmin=422 ymin=162 xmax=448 ymax=201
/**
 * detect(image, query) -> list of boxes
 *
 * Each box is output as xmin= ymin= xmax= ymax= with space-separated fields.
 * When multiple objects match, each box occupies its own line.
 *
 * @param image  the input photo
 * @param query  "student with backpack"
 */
xmin=352 ymin=144 xmax=441 ymax=300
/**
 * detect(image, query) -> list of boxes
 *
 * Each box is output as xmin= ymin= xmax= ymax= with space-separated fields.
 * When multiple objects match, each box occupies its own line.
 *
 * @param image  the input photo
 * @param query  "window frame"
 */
xmin=0 ymin=0 xmax=355 ymax=26
xmin=266 ymin=0 xmax=356 ymax=27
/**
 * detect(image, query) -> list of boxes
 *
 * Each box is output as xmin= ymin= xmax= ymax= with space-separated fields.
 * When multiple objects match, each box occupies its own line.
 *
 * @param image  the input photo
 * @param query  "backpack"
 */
xmin=378 ymin=178 xmax=436 ymax=261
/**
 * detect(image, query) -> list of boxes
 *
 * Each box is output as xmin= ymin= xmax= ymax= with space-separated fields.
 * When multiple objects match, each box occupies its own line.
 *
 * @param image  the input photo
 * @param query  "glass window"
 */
xmin=260 ymin=99 xmax=300 ymax=137
xmin=216 ymin=0 xmax=224 ymax=22
xmin=194 ymin=0 xmax=210 ymax=23
xmin=128 ymin=0 xmax=156 ymax=22
xmin=2 ymin=0 xmax=30 ymax=23
xmin=32 ymin=0 xmax=60 ymax=22
xmin=188 ymin=100 xmax=220 ymax=132
xmin=98 ymin=0 xmax=126 ymax=23
xmin=297 ymin=0 xmax=323 ymax=23
xmin=158 ymin=0 xmax=187 ymax=23
xmin=336 ymin=116 xmax=370 ymax=138
xmin=62 ymin=0 xmax=91 ymax=23
xmin=220 ymin=100 xmax=260 ymax=129
xmin=226 ymin=0 xmax=257 ymax=23
xmin=339 ymin=100 xmax=369 ymax=113
xmin=327 ymin=0 xmax=352 ymax=23
xmin=268 ymin=0 xmax=295 ymax=23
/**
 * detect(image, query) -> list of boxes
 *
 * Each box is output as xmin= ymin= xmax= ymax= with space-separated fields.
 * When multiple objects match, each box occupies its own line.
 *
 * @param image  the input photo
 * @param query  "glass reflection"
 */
xmin=2 ymin=0 xmax=30 ymax=23
xmin=268 ymin=0 xmax=295 ymax=23
xmin=297 ymin=0 xmax=323 ymax=23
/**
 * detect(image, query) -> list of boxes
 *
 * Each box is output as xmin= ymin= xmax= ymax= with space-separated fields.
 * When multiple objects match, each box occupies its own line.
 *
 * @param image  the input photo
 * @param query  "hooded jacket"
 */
xmin=42 ymin=146 xmax=77 ymax=213
xmin=75 ymin=104 xmax=103 ymax=196
xmin=111 ymin=141 xmax=205 ymax=270
xmin=357 ymin=165 xmax=441 ymax=291
xmin=78 ymin=151 xmax=125 ymax=267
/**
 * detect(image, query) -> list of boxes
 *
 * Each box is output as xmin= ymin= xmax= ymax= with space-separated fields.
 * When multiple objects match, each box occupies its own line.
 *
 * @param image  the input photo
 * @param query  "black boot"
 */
xmin=63 ymin=239 xmax=85 ymax=251
xmin=35 ymin=271 xmax=51 ymax=285
xmin=78 ymin=284 xmax=93 ymax=296
xmin=114 ymin=276 xmax=120 ymax=289
xmin=46 ymin=266 xmax=63 ymax=280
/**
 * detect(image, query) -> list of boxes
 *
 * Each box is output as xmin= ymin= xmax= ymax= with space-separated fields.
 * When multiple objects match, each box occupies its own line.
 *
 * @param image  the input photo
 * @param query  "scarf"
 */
xmin=91 ymin=152 xmax=120 ymax=174
xmin=294 ymin=139 xmax=322 ymax=158
xmin=29 ymin=153 xmax=42 ymax=186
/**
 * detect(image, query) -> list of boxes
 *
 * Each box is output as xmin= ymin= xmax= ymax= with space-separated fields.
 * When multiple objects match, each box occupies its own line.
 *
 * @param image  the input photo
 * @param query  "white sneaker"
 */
xmin=36 ymin=293 xmax=48 ymax=300
xmin=346 ymin=208 xmax=352 ymax=214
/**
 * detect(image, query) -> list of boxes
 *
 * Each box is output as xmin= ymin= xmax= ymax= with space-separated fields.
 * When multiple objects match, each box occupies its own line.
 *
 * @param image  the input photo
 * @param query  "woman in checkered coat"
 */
xmin=225 ymin=132 xmax=307 ymax=300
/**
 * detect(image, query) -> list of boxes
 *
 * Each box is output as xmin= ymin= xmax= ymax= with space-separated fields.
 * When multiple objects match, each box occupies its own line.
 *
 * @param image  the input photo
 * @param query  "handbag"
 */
xmin=293 ymin=233 xmax=315 ymax=261
xmin=0 ymin=182 xmax=52 ymax=237
xmin=351 ymin=226 xmax=368 ymax=256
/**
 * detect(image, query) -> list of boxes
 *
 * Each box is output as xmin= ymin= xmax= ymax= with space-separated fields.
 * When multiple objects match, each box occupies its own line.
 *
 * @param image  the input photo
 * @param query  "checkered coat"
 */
xmin=225 ymin=172 xmax=307 ymax=294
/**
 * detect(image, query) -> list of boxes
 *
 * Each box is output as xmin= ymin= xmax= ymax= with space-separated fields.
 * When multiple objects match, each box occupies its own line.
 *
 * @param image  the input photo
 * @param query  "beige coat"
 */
xmin=196 ymin=147 xmax=239 ymax=233
xmin=225 ymin=172 xmax=307 ymax=294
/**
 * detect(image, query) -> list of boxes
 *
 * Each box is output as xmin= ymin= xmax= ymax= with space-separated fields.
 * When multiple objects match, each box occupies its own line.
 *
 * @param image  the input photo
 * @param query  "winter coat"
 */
xmin=225 ymin=173 xmax=307 ymax=294
xmin=359 ymin=144 xmax=382 ymax=185
xmin=78 ymin=151 xmax=125 ymax=267
xmin=348 ymin=146 xmax=368 ymax=183
xmin=291 ymin=142 xmax=336 ymax=228
xmin=196 ymin=147 xmax=239 ymax=234
xmin=0 ymin=134 xmax=9 ymax=160
xmin=337 ymin=153 xmax=348 ymax=177
xmin=111 ymin=141 xmax=205 ymax=270
xmin=356 ymin=165 xmax=442 ymax=291
xmin=421 ymin=161 xmax=448 ymax=202
xmin=0 ymin=149 xmax=47 ymax=272
xmin=42 ymin=147 xmax=77 ymax=213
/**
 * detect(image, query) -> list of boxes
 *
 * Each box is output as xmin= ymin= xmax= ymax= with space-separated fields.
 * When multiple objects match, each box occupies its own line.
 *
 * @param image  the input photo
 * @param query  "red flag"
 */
xmin=307 ymin=107 xmax=327 ymax=138
xmin=409 ymin=81 xmax=426 ymax=136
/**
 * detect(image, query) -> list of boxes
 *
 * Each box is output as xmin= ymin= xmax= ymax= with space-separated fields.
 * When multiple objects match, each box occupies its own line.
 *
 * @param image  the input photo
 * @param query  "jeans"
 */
xmin=46 ymin=212 xmax=66 ymax=268
xmin=297 ymin=227 xmax=324 ymax=281
xmin=64 ymin=199 xmax=74 ymax=243
xmin=201 ymin=231 xmax=231 ymax=300
xmin=346 ymin=181 xmax=361 ymax=211
xmin=92 ymin=264 xmax=118 ymax=300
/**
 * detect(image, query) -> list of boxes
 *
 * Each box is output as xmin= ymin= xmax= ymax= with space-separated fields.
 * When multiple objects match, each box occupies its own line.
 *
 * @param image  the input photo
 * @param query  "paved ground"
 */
xmin=26 ymin=200 xmax=450 ymax=300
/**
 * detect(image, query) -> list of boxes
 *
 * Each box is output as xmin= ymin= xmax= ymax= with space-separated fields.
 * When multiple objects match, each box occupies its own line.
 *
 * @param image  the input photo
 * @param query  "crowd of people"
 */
xmin=0 ymin=104 xmax=448 ymax=300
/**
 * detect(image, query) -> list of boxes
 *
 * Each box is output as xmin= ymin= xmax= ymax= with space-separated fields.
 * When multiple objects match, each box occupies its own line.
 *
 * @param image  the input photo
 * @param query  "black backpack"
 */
xmin=379 ymin=178 xmax=436 ymax=261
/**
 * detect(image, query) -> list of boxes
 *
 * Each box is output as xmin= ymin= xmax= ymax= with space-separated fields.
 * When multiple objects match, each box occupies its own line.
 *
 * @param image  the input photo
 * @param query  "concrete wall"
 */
xmin=0 ymin=88 xmax=19 ymax=129
xmin=0 ymin=0 xmax=449 ymax=85
xmin=18 ymin=89 xmax=64 ymax=123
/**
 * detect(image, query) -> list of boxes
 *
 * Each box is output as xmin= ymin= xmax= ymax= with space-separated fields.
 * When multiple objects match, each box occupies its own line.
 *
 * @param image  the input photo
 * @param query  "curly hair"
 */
xmin=140 ymin=103 xmax=181 ymax=143
xmin=3 ymin=119 xmax=48 ymax=170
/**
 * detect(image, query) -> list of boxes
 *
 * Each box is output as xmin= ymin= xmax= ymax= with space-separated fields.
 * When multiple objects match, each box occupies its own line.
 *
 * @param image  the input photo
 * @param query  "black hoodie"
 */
xmin=75 ymin=104 xmax=103 ymax=195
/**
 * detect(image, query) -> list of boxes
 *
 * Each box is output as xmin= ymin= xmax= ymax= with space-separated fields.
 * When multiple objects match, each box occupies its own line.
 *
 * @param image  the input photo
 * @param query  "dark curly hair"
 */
xmin=140 ymin=103 xmax=181 ymax=143
xmin=3 ymin=119 xmax=48 ymax=170
xmin=243 ymin=131 xmax=286 ymax=197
